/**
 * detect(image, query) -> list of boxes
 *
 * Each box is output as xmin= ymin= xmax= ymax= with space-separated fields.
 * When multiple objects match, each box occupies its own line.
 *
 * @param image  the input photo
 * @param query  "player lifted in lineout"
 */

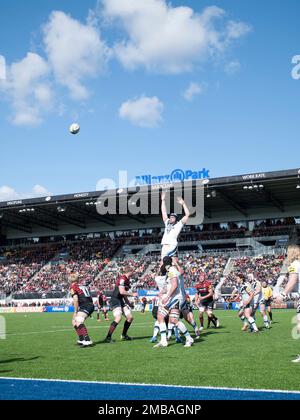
xmin=70 ymin=273 xmax=94 ymax=347
xmin=161 ymin=192 xmax=190 ymax=260
xmin=104 ymin=268 xmax=138 ymax=343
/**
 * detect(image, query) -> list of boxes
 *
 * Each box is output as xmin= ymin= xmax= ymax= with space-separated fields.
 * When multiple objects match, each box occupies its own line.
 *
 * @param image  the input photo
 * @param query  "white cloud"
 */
xmin=0 ymin=52 xmax=53 ymax=126
xmin=0 ymin=185 xmax=52 ymax=202
xmin=119 ymin=96 xmax=164 ymax=127
xmin=225 ymin=60 xmax=241 ymax=75
xmin=183 ymin=82 xmax=205 ymax=101
xmin=101 ymin=0 xmax=251 ymax=73
xmin=43 ymin=11 xmax=109 ymax=100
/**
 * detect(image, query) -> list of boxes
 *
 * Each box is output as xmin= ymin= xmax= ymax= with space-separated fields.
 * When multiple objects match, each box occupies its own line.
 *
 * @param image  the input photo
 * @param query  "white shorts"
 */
xmin=161 ymin=244 xmax=178 ymax=259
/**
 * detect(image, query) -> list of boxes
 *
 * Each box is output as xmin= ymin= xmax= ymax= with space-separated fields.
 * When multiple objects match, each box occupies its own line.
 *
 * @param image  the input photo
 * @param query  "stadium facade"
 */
xmin=0 ymin=168 xmax=299 ymax=243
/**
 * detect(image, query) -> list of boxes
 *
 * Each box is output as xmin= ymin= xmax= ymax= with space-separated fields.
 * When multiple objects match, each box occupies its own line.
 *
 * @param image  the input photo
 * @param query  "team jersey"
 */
xmin=262 ymin=286 xmax=273 ymax=300
xmin=154 ymin=275 xmax=167 ymax=305
xmin=97 ymin=292 xmax=104 ymax=307
xmin=237 ymin=282 xmax=253 ymax=303
xmin=161 ymin=219 xmax=184 ymax=246
xmin=178 ymin=273 xmax=186 ymax=300
xmin=164 ymin=266 xmax=184 ymax=305
xmin=196 ymin=281 xmax=213 ymax=299
xmin=252 ymin=280 xmax=263 ymax=303
xmin=112 ymin=275 xmax=131 ymax=301
xmin=70 ymin=282 xmax=93 ymax=306
xmin=288 ymin=260 xmax=300 ymax=293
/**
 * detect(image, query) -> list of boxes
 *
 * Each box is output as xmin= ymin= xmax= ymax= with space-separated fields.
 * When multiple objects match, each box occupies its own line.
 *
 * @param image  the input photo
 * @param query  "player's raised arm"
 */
xmin=161 ymin=191 xmax=168 ymax=223
xmin=177 ymin=197 xmax=190 ymax=225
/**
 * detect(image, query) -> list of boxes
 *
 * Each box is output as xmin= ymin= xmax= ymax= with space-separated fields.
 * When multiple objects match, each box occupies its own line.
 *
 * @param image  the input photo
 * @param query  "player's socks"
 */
xmin=209 ymin=315 xmax=218 ymax=328
xmin=190 ymin=320 xmax=198 ymax=333
xmin=248 ymin=317 xmax=258 ymax=332
xmin=77 ymin=324 xmax=90 ymax=341
xmin=107 ymin=321 xmax=118 ymax=338
xmin=74 ymin=326 xmax=84 ymax=341
xmin=269 ymin=311 xmax=273 ymax=321
xmin=263 ymin=315 xmax=270 ymax=328
xmin=240 ymin=315 xmax=246 ymax=322
xmin=177 ymin=321 xmax=191 ymax=339
xmin=159 ymin=322 xmax=168 ymax=345
xmin=167 ymin=322 xmax=175 ymax=339
xmin=174 ymin=326 xmax=180 ymax=340
xmin=153 ymin=321 xmax=160 ymax=338
xmin=122 ymin=320 xmax=132 ymax=336
xmin=199 ymin=317 xmax=204 ymax=328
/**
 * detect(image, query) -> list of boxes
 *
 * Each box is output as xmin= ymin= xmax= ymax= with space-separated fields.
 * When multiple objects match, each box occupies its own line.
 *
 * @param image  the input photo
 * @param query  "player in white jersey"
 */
xmin=231 ymin=274 xmax=258 ymax=333
xmin=150 ymin=267 xmax=168 ymax=343
xmin=161 ymin=192 xmax=190 ymax=260
xmin=277 ymin=245 xmax=300 ymax=363
xmin=167 ymin=259 xmax=200 ymax=341
xmin=153 ymin=256 xmax=194 ymax=348
xmin=248 ymin=273 xmax=270 ymax=329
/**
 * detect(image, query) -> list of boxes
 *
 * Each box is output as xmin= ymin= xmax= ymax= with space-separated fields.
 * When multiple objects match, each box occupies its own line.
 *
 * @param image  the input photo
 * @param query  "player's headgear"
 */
xmin=169 ymin=213 xmax=178 ymax=220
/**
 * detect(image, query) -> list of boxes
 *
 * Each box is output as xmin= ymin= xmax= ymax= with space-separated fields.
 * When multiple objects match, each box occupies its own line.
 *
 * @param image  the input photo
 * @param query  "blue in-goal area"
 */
xmin=0 ymin=378 xmax=300 ymax=400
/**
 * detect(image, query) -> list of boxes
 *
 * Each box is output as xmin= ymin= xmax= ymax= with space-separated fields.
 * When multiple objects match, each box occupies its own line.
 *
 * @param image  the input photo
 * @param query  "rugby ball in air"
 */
xmin=69 ymin=123 xmax=80 ymax=135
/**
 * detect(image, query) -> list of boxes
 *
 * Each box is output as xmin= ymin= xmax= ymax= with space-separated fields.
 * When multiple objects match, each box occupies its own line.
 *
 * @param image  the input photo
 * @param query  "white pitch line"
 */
xmin=0 ymin=376 xmax=299 ymax=395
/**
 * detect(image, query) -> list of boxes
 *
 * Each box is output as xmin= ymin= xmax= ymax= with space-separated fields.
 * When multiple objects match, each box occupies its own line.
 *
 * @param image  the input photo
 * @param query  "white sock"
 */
xmin=248 ymin=317 xmax=258 ymax=332
xmin=159 ymin=322 xmax=167 ymax=344
xmin=153 ymin=321 xmax=160 ymax=338
xmin=177 ymin=321 xmax=191 ymax=339
xmin=167 ymin=322 xmax=174 ymax=339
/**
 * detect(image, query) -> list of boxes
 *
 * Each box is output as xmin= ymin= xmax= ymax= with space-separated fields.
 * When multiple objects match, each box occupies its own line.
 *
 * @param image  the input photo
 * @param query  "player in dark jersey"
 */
xmin=70 ymin=273 xmax=94 ymax=347
xmin=141 ymin=297 xmax=147 ymax=313
xmin=97 ymin=291 xmax=109 ymax=322
xmin=104 ymin=268 xmax=138 ymax=343
xmin=97 ymin=291 xmax=104 ymax=322
xmin=195 ymin=273 xmax=220 ymax=330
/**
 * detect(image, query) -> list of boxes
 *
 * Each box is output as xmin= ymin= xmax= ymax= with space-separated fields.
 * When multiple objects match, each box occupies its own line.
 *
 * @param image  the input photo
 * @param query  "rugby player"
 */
xmin=161 ymin=192 xmax=190 ymax=260
xmin=70 ymin=273 xmax=94 ymax=347
xmin=195 ymin=273 xmax=219 ymax=331
xmin=277 ymin=245 xmax=300 ymax=362
xmin=249 ymin=273 xmax=270 ymax=329
xmin=173 ymin=259 xmax=200 ymax=340
xmin=154 ymin=257 xmax=194 ymax=348
xmin=261 ymin=280 xmax=273 ymax=324
xmin=96 ymin=290 xmax=104 ymax=322
xmin=232 ymin=275 xmax=258 ymax=333
xmin=97 ymin=291 xmax=109 ymax=322
xmin=150 ymin=266 xmax=168 ymax=343
xmin=104 ymin=268 xmax=138 ymax=343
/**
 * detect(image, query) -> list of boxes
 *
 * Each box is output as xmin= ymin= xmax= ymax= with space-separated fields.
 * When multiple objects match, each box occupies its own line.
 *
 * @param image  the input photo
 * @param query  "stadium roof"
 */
xmin=1 ymin=168 xmax=300 ymax=237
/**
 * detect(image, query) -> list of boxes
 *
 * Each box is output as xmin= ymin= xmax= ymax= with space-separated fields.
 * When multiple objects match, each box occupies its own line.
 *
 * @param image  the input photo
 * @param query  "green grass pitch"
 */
xmin=0 ymin=310 xmax=299 ymax=391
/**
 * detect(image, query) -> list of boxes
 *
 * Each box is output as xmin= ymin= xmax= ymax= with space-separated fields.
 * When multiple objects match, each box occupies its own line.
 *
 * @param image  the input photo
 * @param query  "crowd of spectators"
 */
xmin=222 ymin=254 xmax=285 ymax=289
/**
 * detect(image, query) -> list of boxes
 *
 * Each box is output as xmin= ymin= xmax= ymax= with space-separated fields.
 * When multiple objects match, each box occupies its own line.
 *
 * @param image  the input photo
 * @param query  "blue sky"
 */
xmin=0 ymin=0 xmax=300 ymax=200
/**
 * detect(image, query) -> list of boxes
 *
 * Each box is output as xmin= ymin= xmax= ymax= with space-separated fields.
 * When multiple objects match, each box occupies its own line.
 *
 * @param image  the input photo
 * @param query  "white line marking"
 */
xmin=0 ymin=376 xmax=299 ymax=395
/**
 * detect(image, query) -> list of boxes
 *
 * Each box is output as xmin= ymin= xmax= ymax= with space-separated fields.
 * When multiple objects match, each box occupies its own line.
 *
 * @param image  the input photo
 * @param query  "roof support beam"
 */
xmin=68 ymin=204 xmax=115 ymax=227
xmin=218 ymin=191 xmax=248 ymax=217
xmin=258 ymin=189 xmax=285 ymax=213
xmin=36 ymin=207 xmax=86 ymax=229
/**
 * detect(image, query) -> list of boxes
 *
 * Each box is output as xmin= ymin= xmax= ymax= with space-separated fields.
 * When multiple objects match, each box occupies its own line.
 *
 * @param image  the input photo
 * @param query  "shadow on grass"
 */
xmin=0 ymin=356 xmax=40 ymax=364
